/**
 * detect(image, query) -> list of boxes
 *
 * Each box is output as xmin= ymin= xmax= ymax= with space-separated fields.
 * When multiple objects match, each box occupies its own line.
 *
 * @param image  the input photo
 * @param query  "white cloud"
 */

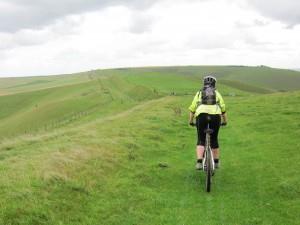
xmin=0 ymin=0 xmax=300 ymax=76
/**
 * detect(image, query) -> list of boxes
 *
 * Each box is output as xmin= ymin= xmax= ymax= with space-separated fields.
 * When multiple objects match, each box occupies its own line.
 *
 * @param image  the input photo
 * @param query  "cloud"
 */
xmin=253 ymin=19 xmax=269 ymax=27
xmin=187 ymin=34 xmax=235 ymax=50
xmin=0 ymin=15 xmax=81 ymax=51
xmin=0 ymin=0 xmax=158 ymax=32
xmin=246 ymin=0 xmax=300 ymax=26
xmin=129 ymin=12 xmax=155 ymax=34
xmin=235 ymin=19 xmax=270 ymax=29
xmin=0 ymin=0 xmax=300 ymax=76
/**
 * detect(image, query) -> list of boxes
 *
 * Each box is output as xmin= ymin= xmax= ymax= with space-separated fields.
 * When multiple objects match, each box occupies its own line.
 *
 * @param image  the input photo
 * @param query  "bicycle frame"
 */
xmin=203 ymin=124 xmax=215 ymax=171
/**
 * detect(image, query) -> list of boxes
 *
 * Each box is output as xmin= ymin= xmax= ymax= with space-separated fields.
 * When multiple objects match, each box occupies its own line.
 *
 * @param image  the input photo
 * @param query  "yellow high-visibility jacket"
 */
xmin=189 ymin=90 xmax=226 ymax=116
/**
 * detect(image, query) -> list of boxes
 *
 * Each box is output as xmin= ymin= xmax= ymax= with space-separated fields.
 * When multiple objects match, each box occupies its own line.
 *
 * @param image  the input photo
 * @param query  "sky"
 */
xmin=0 ymin=0 xmax=300 ymax=77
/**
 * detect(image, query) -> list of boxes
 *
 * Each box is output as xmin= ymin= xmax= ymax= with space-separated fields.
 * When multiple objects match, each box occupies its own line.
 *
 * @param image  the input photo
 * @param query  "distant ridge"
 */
xmin=1 ymin=65 xmax=300 ymax=95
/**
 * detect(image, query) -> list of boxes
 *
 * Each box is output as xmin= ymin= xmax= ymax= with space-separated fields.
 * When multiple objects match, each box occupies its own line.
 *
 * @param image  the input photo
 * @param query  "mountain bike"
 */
xmin=191 ymin=116 xmax=226 ymax=192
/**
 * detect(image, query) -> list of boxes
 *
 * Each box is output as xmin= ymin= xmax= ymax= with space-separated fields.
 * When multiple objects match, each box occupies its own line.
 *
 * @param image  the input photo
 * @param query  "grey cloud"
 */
xmin=0 ymin=16 xmax=81 ymax=50
xmin=129 ymin=13 xmax=155 ymax=34
xmin=0 ymin=0 xmax=158 ymax=32
xmin=0 ymin=30 xmax=49 ymax=50
xmin=246 ymin=0 xmax=300 ymax=26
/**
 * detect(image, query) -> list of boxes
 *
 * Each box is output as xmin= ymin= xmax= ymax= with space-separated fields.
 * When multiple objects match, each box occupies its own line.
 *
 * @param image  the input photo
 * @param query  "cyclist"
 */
xmin=188 ymin=75 xmax=227 ymax=170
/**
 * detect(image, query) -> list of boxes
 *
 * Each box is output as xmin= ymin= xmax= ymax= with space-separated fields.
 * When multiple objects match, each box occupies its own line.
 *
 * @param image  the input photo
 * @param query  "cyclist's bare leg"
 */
xmin=212 ymin=148 xmax=219 ymax=159
xmin=196 ymin=145 xmax=205 ymax=159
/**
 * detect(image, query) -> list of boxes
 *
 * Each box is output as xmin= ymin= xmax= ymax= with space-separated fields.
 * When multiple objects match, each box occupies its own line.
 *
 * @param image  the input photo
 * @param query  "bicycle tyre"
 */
xmin=205 ymin=147 xmax=212 ymax=192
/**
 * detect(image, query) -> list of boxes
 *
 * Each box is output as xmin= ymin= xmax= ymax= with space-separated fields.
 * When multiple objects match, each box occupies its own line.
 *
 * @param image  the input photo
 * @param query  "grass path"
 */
xmin=0 ymin=96 xmax=169 ymax=151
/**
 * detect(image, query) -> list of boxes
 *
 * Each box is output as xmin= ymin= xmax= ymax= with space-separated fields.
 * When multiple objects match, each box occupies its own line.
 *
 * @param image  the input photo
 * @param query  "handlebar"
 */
xmin=189 ymin=122 xmax=227 ymax=127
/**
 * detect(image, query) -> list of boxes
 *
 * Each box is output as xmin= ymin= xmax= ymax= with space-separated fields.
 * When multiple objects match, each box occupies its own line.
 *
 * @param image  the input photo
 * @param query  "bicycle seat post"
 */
xmin=205 ymin=123 xmax=213 ymax=134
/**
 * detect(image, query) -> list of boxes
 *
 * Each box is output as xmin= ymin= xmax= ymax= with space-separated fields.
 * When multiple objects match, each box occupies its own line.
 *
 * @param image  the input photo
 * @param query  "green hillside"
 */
xmin=0 ymin=72 xmax=90 ymax=95
xmin=97 ymin=65 xmax=300 ymax=92
xmin=0 ymin=66 xmax=299 ymax=224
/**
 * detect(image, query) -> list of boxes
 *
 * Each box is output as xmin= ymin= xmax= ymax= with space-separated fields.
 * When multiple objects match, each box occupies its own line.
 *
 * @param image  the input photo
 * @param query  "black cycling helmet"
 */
xmin=203 ymin=75 xmax=217 ymax=87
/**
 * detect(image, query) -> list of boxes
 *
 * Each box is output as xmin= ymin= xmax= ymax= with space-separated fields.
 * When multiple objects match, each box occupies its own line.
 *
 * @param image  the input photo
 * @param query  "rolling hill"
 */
xmin=0 ymin=65 xmax=299 ymax=224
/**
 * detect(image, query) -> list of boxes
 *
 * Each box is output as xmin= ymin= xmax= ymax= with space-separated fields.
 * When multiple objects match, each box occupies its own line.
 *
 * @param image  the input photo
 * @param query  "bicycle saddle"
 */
xmin=204 ymin=128 xmax=214 ymax=134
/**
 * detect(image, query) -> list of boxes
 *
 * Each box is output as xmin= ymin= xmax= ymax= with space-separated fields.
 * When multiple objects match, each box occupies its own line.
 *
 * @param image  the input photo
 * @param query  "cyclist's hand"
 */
xmin=221 ymin=122 xmax=227 ymax=126
xmin=189 ymin=122 xmax=196 ymax=127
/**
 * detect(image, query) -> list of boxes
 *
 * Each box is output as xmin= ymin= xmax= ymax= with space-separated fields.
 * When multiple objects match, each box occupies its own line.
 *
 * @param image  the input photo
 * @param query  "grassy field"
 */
xmin=0 ymin=66 xmax=299 ymax=224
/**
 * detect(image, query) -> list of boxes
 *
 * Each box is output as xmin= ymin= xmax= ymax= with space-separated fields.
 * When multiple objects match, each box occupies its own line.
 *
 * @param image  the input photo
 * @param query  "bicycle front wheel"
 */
xmin=205 ymin=148 xmax=212 ymax=192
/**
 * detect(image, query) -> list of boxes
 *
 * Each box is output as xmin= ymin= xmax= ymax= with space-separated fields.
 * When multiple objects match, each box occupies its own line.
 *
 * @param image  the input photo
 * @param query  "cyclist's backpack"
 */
xmin=200 ymin=85 xmax=216 ymax=105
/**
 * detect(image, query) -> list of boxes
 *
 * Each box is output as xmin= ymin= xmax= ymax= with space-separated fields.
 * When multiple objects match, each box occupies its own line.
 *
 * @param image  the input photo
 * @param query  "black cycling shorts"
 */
xmin=196 ymin=113 xmax=221 ymax=149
